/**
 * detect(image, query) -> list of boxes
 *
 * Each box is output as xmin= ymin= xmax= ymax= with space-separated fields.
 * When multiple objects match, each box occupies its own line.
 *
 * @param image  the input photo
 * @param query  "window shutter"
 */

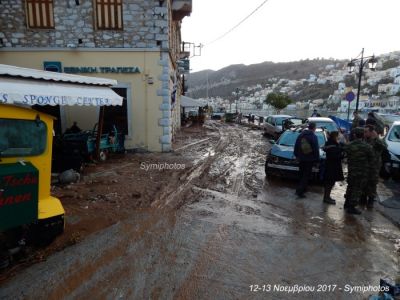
xmin=26 ymin=0 xmax=54 ymax=29
xmin=96 ymin=0 xmax=123 ymax=30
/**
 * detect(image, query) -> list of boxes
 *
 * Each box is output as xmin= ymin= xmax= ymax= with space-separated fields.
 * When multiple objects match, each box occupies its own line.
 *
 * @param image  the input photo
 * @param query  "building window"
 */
xmin=26 ymin=0 xmax=54 ymax=29
xmin=95 ymin=0 xmax=123 ymax=30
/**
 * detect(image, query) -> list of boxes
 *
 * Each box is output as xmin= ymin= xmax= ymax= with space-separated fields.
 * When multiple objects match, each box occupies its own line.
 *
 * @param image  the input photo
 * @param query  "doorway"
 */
xmin=103 ymin=88 xmax=128 ymax=135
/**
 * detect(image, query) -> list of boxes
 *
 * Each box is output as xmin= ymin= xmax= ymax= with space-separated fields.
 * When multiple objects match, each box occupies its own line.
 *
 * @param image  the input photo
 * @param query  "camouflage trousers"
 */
xmin=365 ymin=178 xmax=379 ymax=198
xmin=345 ymin=176 xmax=368 ymax=207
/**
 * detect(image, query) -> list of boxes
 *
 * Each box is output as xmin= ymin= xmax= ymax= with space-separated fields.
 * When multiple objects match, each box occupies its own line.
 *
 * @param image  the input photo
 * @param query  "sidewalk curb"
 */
xmin=376 ymin=196 xmax=400 ymax=228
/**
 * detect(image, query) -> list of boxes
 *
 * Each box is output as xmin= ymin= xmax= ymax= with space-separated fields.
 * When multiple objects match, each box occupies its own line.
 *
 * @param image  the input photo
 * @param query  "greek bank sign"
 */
xmin=64 ymin=66 xmax=141 ymax=74
xmin=43 ymin=61 xmax=141 ymax=74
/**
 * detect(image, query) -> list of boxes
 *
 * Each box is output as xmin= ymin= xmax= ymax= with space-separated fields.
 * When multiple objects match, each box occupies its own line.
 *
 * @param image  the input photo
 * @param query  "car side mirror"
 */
xmin=269 ymin=140 xmax=276 ymax=144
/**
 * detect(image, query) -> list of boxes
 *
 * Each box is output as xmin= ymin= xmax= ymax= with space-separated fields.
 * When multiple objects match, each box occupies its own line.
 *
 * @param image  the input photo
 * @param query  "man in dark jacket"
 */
xmin=322 ymin=131 xmax=344 ymax=205
xmin=294 ymin=122 xmax=320 ymax=198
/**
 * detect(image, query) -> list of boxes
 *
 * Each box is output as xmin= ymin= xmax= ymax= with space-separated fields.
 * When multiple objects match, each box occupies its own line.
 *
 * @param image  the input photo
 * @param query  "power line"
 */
xmin=204 ymin=0 xmax=271 ymax=47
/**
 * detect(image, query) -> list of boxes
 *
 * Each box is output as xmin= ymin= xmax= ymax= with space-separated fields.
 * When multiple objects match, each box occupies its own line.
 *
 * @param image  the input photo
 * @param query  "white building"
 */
xmin=338 ymin=82 xmax=346 ymax=93
xmin=308 ymin=74 xmax=317 ymax=82
xmin=391 ymin=67 xmax=400 ymax=78
xmin=378 ymin=83 xmax=400 ymax=95
xmin=339 ymin=99 xmax=368 ymax=112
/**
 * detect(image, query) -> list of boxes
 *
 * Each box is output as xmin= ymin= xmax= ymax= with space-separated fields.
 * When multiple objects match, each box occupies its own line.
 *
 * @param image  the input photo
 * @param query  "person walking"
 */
xmin=343 ymin=128 xmax=374 ymax=215
xmin=322 ymin=131 xmax=344 ymax=205
xmin=311 ymin=109 xmax=321 ymax=117
xmin=361 ymin=125 xmax=387 ymax=208
xmin=294 ymin=122 xmax=320 ymax=198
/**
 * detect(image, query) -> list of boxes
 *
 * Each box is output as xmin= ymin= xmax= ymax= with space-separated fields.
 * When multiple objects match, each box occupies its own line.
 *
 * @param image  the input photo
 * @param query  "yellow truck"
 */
xmin=0 ymin=104 xmax=65 ymax=267
xmin=0 ymin=64 xmax=123 ymax=268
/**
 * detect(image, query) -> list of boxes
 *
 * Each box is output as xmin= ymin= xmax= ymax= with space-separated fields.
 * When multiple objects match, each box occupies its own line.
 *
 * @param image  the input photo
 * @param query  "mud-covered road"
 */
xmin=1 ymin=121 xmax=399 ymax=300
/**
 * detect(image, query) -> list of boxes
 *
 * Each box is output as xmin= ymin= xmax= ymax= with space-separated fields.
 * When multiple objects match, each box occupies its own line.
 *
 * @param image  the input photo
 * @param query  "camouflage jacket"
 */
xmin=351 ymin=116 xmax=363 ymax=129
xmin=343 ymin=139 xmax=374 ymax=178
xmin=365 ymin=137 xmax=387 ymax=168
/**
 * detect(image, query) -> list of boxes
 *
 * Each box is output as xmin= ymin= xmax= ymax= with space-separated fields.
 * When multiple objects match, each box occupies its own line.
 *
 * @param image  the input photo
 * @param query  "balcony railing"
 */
xmin=172 ymin=0 xmax=192 ymax=21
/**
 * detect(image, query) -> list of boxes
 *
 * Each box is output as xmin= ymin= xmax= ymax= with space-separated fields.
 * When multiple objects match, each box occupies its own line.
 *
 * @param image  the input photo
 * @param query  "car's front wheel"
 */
xmin=265 ymin=160 xmax=273 ymax=179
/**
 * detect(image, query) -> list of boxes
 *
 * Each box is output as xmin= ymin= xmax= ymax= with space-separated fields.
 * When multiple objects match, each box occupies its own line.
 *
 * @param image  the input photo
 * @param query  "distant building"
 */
xmin=378 ymin=83 xmax=400 ymax=96
xmin=391 ymin=67 xmax=400 ymax=78
xmin=308 ymin=74 xmax=317 ymax=82
xmin=339 ymin=99 xmax=368 ymax=112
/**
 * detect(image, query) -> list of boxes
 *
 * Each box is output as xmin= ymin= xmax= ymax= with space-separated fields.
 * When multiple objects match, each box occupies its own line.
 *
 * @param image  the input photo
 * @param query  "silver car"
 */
xmin=384 ymin=120 xmax=400 ymax=179
xmin=263 ymin=115 xmax=302 ymax=139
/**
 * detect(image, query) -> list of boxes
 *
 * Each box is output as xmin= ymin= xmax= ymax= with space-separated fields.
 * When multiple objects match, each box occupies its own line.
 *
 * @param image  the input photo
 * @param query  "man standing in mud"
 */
xmin=361 ymin=125 xmax=387 ymax=208
xmin=294 ymin=122 xmax=319 ymax=198
xmin=343 ymin=128 xmax=374 ymax=214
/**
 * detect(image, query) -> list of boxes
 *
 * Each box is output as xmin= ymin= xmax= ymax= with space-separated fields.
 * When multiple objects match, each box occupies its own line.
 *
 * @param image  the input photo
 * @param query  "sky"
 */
xmin=181 ymin=0 xmax=400 ymax=72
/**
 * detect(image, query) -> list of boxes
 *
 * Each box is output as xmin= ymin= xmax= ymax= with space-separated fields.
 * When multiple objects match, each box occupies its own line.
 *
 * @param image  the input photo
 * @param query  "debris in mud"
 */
xmin=132 ymin=191 xmax=141 ymax=198
xmin=58 ymin=169 xmax=81 ymax=184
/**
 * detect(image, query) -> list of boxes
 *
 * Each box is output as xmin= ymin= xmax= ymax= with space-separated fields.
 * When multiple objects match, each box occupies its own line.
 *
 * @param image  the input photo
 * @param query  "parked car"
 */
xmin=263 ymin=115 xmax=303 ymax=139
xmin=306 ymin=117 xmax=339 ymax=132
xmin=211 ymin=112 xmax=225 ymax=120
xmin=383 ymin=121 xmax=400 ymax=179
xmin=265 ymin=128 xmax=328 ymax=179
xmin=306 ymin=117 xmax=347 ymax=142
xmin=378 ymin=113 xmax=400 ymax=134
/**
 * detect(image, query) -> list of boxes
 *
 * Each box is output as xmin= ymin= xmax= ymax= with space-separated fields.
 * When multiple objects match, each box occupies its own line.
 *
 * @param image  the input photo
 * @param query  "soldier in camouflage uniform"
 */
xmin=343 ymin=127 xmax=374 ymax=215
xmin=361 ymin=125 xmax=387 ymax=208
xmin=351 ymin=111 xmax=364 ymax=130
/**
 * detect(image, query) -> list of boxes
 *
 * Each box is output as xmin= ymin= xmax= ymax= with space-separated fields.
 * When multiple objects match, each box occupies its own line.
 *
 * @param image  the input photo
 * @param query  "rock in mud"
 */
xmin=59 ymin=169 xmax=80 ymax=184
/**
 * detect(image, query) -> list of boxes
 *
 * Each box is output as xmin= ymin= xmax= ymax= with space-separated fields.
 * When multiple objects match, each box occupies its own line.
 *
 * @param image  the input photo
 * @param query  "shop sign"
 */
xmin=63 ymin=66 xmax=141 ymax=74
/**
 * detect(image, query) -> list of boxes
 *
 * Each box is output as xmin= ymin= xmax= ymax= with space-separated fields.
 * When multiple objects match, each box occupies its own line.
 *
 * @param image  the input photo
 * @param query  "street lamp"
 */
xmin=347 ymin=48 xmax=378 ymax=112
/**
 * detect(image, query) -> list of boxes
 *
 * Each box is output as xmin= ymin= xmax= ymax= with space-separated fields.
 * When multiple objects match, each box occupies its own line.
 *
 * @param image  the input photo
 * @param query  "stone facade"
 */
xmin=0 ymin=0 xmax=191 ymax=152
xmin=0 ymin=0 xmax=175 ymax=49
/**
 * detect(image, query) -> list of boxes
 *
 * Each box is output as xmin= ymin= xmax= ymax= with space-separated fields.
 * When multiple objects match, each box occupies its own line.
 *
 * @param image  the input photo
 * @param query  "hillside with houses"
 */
xmin=187 ymin=51 xmax=400 ymax=113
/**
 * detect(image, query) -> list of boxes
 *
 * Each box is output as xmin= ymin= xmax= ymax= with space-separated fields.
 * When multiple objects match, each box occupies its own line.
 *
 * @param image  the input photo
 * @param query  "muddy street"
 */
xmin=1 ymin=121 xmax=399 ymax=300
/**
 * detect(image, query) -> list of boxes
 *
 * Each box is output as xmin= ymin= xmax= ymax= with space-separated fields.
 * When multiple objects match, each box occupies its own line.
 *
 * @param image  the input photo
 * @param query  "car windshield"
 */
xmin=0 ymin=118 xmax=47 ymax=157
xmin=288 ymin=118 xmax=303 ymax=125
xmin=278 ymin=131 xmax=326 ymax=147
xmin=388 ymin=125 xmax=400 ymax=142
xmin=314 ymin=122 xmax=338 ymax=132
xmin=275 ymin=117 xmax=290 ymax=126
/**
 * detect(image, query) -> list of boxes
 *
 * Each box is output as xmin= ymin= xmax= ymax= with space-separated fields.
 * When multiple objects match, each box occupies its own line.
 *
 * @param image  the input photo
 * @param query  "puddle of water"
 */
xmin=186 ymin=188 xmax=290 ymax=236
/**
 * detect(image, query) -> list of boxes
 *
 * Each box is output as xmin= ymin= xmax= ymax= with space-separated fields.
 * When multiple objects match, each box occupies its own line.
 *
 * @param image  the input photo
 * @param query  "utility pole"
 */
xmin=235 ymin=87 xmax=239 ymax=114
xmin=347 ymin=48 xmax=377 ymax=112
xmin=206 ymin=70 xmax=209 ymax=99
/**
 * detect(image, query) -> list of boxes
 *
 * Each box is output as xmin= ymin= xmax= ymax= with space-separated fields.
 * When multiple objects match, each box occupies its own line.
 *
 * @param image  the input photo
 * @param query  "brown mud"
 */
xmin=0 ymin=121 xmax=399 ymax=300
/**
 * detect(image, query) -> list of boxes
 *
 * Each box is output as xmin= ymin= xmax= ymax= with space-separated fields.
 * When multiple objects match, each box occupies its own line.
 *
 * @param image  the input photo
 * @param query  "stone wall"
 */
xmin=0 ymin=0 xmax=174 ymax=49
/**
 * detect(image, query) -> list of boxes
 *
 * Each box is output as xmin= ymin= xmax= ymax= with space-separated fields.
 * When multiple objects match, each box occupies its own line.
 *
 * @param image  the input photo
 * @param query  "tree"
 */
xmin=344 ymin=75 xmax=356 ymax=88
xmin=264 ymin=93 xmax=292 ymax=112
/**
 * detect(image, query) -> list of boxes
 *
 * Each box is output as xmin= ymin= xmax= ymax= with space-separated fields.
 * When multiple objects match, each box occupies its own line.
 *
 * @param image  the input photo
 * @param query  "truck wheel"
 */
xmin=0 ymin=252 xmax=11 ymax=269
xmin=265 ymin=161 xmax=272 ymax=179
xmin=34 ymin=215 xmax=65 ymax=247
